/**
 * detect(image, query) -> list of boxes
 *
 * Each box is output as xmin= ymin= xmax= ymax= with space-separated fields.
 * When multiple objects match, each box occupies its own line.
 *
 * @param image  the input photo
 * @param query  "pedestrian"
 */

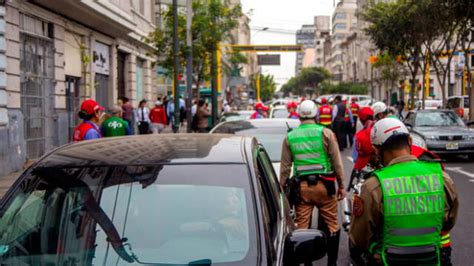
xmin=223 ymin=100 xmax=231 ymax=113
xmin=350 ymin=97 xmax=360 ymax=135
xmin=163 ymin=96 xmax=170 ymax=123
xmin=250 ymin=102 xmax=266 ymax=119
xmin=352 ymin=107 xmax=375 ymax=170
xmin=317 ymin=97 xmax=333 ymax=128
xmin=332 ymin=95 xmax=349 ymax=151
xmin=101 ymin=105 xmax=131 ymax=137
xmin=349 ymin=118 xmax=458 ymax=266
xmin=73 ymin=99 xmax=104 ymax=141
xmin=371 ymin=101 xmax=388 ymax=121
xmin=397 ymin=100 xmax=405 ymax=119
xmin=149 ymin=100 xmax=167 ymax=134
xmin=119 ymin=96 xmax=134 ymax=134
xmin=196 ymin=99 xmax=211 ymax=133
xmin=287 ymin=101 xmax=299 ymax=119
xmin=342 ymin=100 xmax=355 ymax=148
xmin=280 ymin=100 xmax=346 ymax=266
xmin=179 ymin=96 xmax=186 ymax=126
xmin=136 ymin=99 xmax=151 ymax=135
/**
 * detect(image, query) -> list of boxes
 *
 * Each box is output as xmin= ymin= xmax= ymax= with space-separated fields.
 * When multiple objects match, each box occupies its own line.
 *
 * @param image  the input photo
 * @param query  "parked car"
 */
xmin=211 ymin=119 xmax=301 ymax=176
xmin=220 ymin=110 xmax=253 ymax=123
xmin=413 ymin=99 xmax=442 ymax=110
xmin=269 ymin=105 xmax=290 ymax=119
xmin=404 ymin=110 xmax=474 ymax=159
xmin=0 ymin=134 xmax=326 ymax=265
xmin=445 ymin=95 xmax=470 ymax=120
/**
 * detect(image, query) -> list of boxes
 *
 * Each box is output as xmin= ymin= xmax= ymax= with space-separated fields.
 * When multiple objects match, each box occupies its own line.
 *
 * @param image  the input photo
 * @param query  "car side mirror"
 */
xmin=283 ymin=229 xmax=326 ymax=265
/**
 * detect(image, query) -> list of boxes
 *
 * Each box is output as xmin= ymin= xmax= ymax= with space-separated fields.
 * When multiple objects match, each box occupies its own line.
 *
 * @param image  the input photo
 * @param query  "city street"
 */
xmin=313 ymin=149 xmax=474 ymax=265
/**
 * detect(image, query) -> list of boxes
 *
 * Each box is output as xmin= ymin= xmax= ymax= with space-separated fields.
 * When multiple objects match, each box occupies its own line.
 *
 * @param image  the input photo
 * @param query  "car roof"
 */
xmin=36 ymin=134 xmax=252 ymax=168
xmin=272 ymin=105 xmax=287 ymax=110
xmin=212 ymin=118 xmax=300 ymax=131
xmin=412 ymin=109 xmax=454 ymax=113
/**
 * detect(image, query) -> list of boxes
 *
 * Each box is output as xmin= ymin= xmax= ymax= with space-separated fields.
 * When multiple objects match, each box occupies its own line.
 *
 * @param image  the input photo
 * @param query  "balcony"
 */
xmin=31 ymin=0 xmax=137 ymax=37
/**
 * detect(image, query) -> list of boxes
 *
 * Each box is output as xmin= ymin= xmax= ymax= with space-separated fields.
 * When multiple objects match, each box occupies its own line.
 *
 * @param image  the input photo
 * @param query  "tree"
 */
xmin=372 ymin=52 xmax=406 ymax=103
xmin=259 ymin=74 xmax=277 ymax=102
xmin=145 ymin=0 xmax=244 ymax=96
xmin=281 ymin=67 xmax=331 ymax=96
xmin=321 ymin=82 xmax=369 ymax=95
xmin=362 ymin=0 xmax=433 ymax=109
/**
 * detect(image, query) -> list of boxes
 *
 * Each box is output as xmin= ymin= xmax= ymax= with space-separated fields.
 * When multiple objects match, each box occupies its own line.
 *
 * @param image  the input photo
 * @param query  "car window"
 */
xmin=415 ymin=111 xmax=465 ymax=127
xmin=272 ymin=109 xmax=289 ymax=119
xmin=446 ymin=98 xmax=461 ymax=109
xmin=212 ymin=123 xmax=291 ymax=162
xmin=405 ymin=112 xmax=416 ymax=126
xmin=0 ymin=165 xmax=257 ymax=265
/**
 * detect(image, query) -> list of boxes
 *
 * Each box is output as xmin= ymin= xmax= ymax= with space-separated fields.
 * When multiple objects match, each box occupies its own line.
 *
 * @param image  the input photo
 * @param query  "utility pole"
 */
xmin=211 ymin=44 xmax=218 ymax=127
xmin=172 ymin=0 xmax=180 ymax=133
xmin=186 ymin=0 xmax=193 ymax=133
xmin=256 ymin=68 xmax=261 ymax=102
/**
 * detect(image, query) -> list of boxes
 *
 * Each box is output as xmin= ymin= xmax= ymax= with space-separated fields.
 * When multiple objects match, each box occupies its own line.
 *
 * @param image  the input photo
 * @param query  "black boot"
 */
xmin=327 ymin=230 xmax=341 ymax=266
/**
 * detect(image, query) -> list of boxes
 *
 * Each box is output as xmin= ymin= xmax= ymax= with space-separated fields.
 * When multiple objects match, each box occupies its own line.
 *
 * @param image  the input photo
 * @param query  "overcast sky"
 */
xmin=240 ymin=0 xmax=336 ymax=89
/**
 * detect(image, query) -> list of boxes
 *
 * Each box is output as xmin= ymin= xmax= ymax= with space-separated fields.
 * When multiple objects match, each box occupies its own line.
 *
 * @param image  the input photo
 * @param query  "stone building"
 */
xmin=0 ymin=0 xmax=164 ymax=175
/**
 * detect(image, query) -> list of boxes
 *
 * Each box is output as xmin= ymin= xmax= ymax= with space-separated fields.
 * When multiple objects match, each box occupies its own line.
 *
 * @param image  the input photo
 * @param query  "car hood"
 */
xmin=415 ymin=126 xmax=474 ymax=136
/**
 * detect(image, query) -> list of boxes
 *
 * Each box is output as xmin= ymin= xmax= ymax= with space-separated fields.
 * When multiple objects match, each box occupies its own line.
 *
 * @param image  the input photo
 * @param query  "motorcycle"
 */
xmin=342 ymin=167 xmax=373 ymax=232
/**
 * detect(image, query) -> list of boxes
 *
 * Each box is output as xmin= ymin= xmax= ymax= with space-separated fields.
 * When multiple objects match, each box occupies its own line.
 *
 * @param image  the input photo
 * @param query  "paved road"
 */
xmin=314 ymin=149 xmax=474 ymax=265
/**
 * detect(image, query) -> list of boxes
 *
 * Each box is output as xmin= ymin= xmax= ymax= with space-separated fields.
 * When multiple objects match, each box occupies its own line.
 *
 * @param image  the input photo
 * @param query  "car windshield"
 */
xmin=272 ymin=109 xmax=289 ymax=119
xmin=0 ymin=164 xmax=257 ymax=265
xmin=415 ymin=111 xmax=465 ymax=127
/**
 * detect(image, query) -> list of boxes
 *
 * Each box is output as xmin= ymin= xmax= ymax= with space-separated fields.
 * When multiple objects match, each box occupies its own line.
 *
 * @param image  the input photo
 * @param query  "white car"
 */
xmin=269 ymin=106 xmax=290 ymax=119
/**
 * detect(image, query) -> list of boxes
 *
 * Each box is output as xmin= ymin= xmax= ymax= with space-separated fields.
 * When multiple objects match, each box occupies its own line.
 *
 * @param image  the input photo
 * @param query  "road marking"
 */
xmin=347 ymin=156 xmax=354 ymax=163
xmin=445 ymin=167 xmax=474 ymax=179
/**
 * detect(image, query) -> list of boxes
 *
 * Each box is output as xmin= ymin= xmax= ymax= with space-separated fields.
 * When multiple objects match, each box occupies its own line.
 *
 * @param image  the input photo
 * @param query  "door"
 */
xmin=117 ymin=52 xmax=127 ymax=98
xmin=20 ymin=34 xmax=55 ymax=160
xmin=95 ymin=74 xmax=109 ymax=109
xmin=66 ymin=76 xmax=81 ymax=141
xmin=136 ymin=59 xmax=144 ymax=101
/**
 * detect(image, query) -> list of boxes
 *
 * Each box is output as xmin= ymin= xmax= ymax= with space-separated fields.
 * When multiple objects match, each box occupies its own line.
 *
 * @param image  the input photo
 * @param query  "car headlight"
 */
xmin=425 ymin=135 xmax=438 ymax=141
xmin=464 ymin=135 xmax=474 ymax=140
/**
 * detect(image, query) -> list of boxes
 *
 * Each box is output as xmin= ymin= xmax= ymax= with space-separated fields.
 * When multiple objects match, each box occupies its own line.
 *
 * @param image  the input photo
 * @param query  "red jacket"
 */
xmin=350 ymin=103 xmax=360 ymax=118
xmin=149 ymin=106 xmax=168 ymax=124
xmin=73 ymin=121 xmax=101 ymax=142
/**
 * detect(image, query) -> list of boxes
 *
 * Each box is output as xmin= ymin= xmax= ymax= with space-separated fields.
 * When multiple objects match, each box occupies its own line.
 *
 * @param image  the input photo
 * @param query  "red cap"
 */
xmin=255 ymin=102 xmax=264 ymax=110
xmin=287 ymin=101 xmax=298 ymax=109
xmin=359 ymin=107 xmax=374 ymax=123
xmin=352 ymin=97 xmax=357 ymax=102
xmin=354 ymin=127 xmax=374 ymax=170
xmin=321 ymin=98 xmax=328 ymax=104
xmin=342 ymin=99 xmax=348 ymax=105
xmin=262 ymin=105 xmax=269 ymax=111
xmin=80 ymin=99 xmax=104 ymax=115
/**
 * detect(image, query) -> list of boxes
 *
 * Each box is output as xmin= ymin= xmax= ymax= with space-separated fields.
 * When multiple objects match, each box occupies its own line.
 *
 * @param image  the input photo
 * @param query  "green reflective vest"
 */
xmin=102 ymin=117 xmax=129 ymax=137
xmin=374 ymin=160 xmax=444 ymax=265
xmin=287 ymin=123 xmax=332 ymax=176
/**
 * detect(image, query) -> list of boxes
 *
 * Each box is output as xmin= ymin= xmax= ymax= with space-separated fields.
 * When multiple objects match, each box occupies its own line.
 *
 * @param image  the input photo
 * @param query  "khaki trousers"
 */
xmin=295 ymin=180 xmax=339 ymax=233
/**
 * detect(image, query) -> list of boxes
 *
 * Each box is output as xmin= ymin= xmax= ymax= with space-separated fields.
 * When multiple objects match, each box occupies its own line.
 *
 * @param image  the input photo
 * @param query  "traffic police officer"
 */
xmin=349 ymin=118 xmax=459 ymax=265
xmin=317 ymin=97 xmax=333 ymax=127
xmin=280 ymin=100 xmax=346 ymax=266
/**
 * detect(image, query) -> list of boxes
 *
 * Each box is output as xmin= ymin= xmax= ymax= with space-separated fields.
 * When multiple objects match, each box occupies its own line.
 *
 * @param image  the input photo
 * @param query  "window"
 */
xmin=0 ymin=165 xmax=257 ymax=265
xmin=335 ymin=13 xmax=346 ymax=20
xmin=334 ymin=23 xmax=347 ymax=30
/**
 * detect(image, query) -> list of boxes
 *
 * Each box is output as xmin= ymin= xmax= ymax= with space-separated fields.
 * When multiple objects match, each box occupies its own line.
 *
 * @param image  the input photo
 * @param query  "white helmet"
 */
xmin=371 ymin=101 xmax=388 ymax=117
xmin=155 ymin=100 xmax=162 ymax=105
xmin=371 ymin=118 xmax=410 ymax=146
xmin=298 ymin=100 xmax=317 ymax=118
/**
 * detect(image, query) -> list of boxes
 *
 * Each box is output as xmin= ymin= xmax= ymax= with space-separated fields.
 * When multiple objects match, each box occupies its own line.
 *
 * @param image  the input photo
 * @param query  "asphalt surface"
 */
xmin=313 ymin=149 xmax=474 ymax=265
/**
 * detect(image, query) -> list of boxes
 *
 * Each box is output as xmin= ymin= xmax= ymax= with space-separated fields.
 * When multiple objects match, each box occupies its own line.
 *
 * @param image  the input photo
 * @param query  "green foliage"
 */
xmin=281 ymin=67 xmax=331 ymax=96
xmin=321 ymin=82 xmax=369 ymax=95
xmin=250 ymin=73 xmax=277 ymax=101
xmin=259 ymin=74 xmax=277 ymax=101
xmin=373 ymin=52 xmax=405 ymax=89
xmin=223 ymin=51 xmax=248 ymax=77
xmin=144 ymin=0 xmax=244 ymax=89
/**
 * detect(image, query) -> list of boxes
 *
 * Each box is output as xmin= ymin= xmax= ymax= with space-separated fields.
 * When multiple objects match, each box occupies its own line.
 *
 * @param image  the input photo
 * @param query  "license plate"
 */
xmin=446 ymin=142 xmax=459 ymax=150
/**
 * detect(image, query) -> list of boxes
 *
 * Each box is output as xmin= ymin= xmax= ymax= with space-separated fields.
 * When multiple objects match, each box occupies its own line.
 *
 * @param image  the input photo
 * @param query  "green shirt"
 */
xmin=102 ymin=117 xmax=130 ymax=137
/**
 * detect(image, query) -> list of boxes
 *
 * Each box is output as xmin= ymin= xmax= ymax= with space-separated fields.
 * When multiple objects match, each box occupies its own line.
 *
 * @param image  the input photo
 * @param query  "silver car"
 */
xmin=404 ymin=110 xmax=474 ymax=159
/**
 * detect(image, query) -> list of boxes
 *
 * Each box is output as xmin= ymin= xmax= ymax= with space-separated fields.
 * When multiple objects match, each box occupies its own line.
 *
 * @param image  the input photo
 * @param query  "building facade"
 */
xmin=0 ymin=0 xmax=163 ymax=175
xmin=329 ymin=0 xmax=357 ymax=82
xmin=295 ymin=24 xmax=316 ymax=75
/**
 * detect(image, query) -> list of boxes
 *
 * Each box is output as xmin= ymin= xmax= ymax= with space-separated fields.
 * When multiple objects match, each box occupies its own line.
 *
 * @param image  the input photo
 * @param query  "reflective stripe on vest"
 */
xmin=319 ymin=105 xmax=332 ymax=126
xmin=374 ymin=161 xmax=444 ymax=264
xmin=440 ymin=233 xmax=451 ymax=248
xmin=351 ymin=104 xmax=359 ymax=117
xmin=288 ymin=123 xmax=332 ymax=176
xmin=344 ymin=108 xmax=350 ymax=122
